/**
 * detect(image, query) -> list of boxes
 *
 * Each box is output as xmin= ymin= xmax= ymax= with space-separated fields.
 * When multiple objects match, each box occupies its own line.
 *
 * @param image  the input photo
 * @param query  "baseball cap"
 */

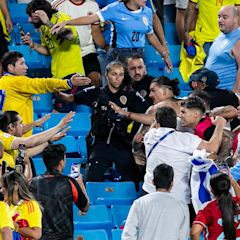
xmin=189 ymin=68 xmax=220 ymax=89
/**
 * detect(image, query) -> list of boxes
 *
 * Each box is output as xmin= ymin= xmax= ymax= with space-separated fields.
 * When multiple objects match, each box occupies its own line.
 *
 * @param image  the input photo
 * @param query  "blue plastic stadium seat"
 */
xmin=32 ymin=157 xmax=46 ymax=175
xmin=41 ymin=55 xmax=52 ymax=68
xmin=8 ymin=45 xmax=44 ymax=68
xmin=163 ymin=68 xmax=191 ymax=90
xmin=8 ymin=3 xmax=28 ymax=24
xmin=62 ymin=157 xmax=87 ymax=176
xmin=73 ymin=205 xmax=113 ymax=232
xmin=76 ymin=136 xmax=88 ymax=158
xmin=111 ymin=229 xmax=123 ymax=240
xmin=168 ymin=45 xmax=181 ymax=67
xmin=32 ymin=156 xmax=86 ymax=176
xmin=74 ymin=229 xmax=109 ymax=240
xmin=144 ymin=44 xmax=164 ymax=69
xmin=86 ymin=182 xmax=137 ymax=206
xmin=164 ymin=22 xmax=180 ymax=45
xmin=11 ymin=23 xmax=41 ymax=45
xmin=55 ymin=136 xmax=78 ymax=153
xmin=33 ymin=93 xmax=53 ymax=115
xmin=146 ymin=66 xmax=163 ymax=78
xmin=43 ymin=113 xmax=91 ymax=137
xmin=75 ymin=104 xmax=92 ymax=113
xmin=32 ymin=113 xmax=43 ymax=134
xmin=110 ymin=205 xmax=131 ymax=228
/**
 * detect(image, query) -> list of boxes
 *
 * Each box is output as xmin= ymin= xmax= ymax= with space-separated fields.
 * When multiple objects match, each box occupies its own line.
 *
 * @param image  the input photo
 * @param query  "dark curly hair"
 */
xmin=151 ymin=76 xmax=180 ymax=96
xmin=26 ymin=0 xmax=57 ymax=19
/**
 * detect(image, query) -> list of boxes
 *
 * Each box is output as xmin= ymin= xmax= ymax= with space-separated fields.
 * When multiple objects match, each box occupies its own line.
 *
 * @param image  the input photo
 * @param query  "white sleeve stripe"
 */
xmin=146 ymin=30 xmax=154 ymax=35
xmin=96 ymin=11 xmax=105 ymax=22
xmin=192 ymin=221 xmax=206 ymax=229
xmin=51 ymin=0 xmax=65 ymax=9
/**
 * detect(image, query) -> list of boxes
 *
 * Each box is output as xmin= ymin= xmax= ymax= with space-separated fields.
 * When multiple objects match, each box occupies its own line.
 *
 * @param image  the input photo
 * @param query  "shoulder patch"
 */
xmin=135 ymin=91 xmax=146 ymax=102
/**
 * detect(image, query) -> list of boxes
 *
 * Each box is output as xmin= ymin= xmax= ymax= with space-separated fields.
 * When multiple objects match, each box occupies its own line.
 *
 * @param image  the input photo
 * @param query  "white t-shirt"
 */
xmin=143 ymin=127 xmax=202 ymax=204
xmin=122 ymin=192 xmax=190 ymax=240
xmin=51 ymin=0 xmax=99 ymax=57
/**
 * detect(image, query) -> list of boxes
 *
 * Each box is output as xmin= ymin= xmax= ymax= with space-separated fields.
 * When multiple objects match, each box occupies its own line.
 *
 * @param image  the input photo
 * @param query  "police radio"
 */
xmin=15 ymin=144 xmax=25 ymax=173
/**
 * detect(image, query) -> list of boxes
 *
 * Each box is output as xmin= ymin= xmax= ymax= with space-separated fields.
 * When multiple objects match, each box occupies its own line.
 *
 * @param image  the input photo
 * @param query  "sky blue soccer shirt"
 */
xmin=97 ymin=2 xmax=153 ymax=48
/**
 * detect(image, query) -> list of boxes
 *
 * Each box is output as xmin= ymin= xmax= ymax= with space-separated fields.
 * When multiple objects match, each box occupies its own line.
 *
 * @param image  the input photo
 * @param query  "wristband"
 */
xmin=67 ymin=79 xmax=73 ymax=88
xmin=161 ymin=50 xmax=167 ymax=57
xmin=46 ymin=20 xmax=54 ymax=28
xmin=127 ymin=112 xmax=132 ymax=119
xmin=104 ymin=44 xmax=110 ymax=51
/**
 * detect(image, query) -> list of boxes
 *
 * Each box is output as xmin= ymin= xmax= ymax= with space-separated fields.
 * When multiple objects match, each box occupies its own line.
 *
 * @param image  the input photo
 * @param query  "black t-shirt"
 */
xmin=206 ymin=88 xmax=240 ymax=131
xmin=30 ymin=172 xmax=88 ymax=240
xmin=73 ymin=85 xmax=149 ymax=142
xmin=206 ymin=88 xmax=239 ymax=109
xmin=131 ymin=75 xmax=154 ymax=105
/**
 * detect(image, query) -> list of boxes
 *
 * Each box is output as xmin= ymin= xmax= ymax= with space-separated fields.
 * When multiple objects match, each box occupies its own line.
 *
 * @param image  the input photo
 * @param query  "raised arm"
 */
xmin=197 ymin=116 xmax=225 ymax=153
xmin=109 ymin=101 xmax=155 ymax=125
xmin=0 ymin=0 xmax=13 ymax=33
xmin=50 ymin=14 xmax=100 ymax=35
xmin=184 ymin=1 xmax=197 ymax=44
xmin=11 ymin=112 xmax=75 ymax=149
xmin=232 ymin=40 xmax=240 ymax=93
xmin=146 ymin=33 xmax=172 ymax=72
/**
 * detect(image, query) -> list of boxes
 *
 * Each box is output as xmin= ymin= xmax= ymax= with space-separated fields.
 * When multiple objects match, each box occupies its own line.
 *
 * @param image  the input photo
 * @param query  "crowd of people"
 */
xmin=1 ymin=0 xmax=240 ymax=239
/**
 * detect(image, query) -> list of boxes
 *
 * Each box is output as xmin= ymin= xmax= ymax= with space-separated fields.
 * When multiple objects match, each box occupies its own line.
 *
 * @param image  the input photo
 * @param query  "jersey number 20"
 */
xmin=132 ymin=31 xmax=140 ymax=42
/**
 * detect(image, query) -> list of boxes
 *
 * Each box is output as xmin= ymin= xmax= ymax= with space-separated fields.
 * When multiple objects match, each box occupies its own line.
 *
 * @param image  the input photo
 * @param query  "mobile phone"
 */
xmin=16 ymin=23 xmax=25 ymax=36
xmin=219 ymin=163 xmax=229 ymax=175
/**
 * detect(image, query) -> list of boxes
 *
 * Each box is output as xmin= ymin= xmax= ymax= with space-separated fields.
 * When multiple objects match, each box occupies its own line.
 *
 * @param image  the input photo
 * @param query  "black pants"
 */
xmin=85 ymin=141 xmax=138 ymax=182
xmin=0 ymin=22 xmax=8 ymax=58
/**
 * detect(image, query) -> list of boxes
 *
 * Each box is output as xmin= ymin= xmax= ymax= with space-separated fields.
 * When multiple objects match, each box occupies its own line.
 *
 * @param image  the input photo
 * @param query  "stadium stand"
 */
xmin=86 ymin=182 xmax=137 ymax=206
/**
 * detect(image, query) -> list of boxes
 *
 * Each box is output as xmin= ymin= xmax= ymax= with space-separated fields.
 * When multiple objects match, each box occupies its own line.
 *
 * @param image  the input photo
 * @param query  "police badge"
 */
xmin=120 ymin=95 xmax=127 ymax=105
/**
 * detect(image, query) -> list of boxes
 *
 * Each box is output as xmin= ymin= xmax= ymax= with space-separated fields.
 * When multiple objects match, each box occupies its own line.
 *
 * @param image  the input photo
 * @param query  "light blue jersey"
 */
xmin=205 ymin=28 xmax=240 ymax=90
xmin=97 ymin=2 xmax=153 ymax=48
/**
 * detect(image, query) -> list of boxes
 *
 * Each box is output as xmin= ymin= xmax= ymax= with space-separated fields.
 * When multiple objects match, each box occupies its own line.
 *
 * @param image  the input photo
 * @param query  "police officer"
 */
xmin=57 ymin=61 xmax=149 ymax=182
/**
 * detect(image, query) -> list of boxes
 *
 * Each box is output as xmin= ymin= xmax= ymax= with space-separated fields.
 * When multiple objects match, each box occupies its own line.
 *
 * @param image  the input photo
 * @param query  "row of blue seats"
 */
xmin=73 ymin=204 xmax=128 ymax=238
xmin=74 ymin=229 xmax=122 ymax=240
xmin=32 ymin=94 xmax=92 ymax=115
xmin=7 ymin=2 xmax=180 ymax=45
xmin=33 ymin=112 xmax=91 ymax=137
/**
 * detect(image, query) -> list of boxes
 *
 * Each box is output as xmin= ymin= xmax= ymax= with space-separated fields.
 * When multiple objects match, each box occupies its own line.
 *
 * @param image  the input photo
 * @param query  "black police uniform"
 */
xmin=125 ymin=74 xmax=154 ymax=105
xmin=205 ymin=87 xmax=240 ymax=131
xmin=73 ymin=85 xmax=149 ymax=182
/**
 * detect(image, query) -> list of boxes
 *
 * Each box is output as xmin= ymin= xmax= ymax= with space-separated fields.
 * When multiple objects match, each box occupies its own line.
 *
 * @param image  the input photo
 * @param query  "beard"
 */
xmin=32 ymin=20 xmax=44 ymax=29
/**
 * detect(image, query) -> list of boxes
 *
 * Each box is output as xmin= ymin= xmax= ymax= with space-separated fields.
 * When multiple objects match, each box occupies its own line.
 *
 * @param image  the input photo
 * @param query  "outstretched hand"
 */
xmin=34 ymin=114 xmax=51 ymax=128
xmin=71 ymin=74 xmax=91 ymax=86
xmin=109 ymin=101 xmax=125 ymax=115
xmin=54 ymin=89 xmax=74 ymax=103
xmin=50 ymin=21 xmax=68 ymax=34
xmin=57 ymin=111 xmax=75 ymax=129
xmin=50 ymin=126 xmax=71 ymax=142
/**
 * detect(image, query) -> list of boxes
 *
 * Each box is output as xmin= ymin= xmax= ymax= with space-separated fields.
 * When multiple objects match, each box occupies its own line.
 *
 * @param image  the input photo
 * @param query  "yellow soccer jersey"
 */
xmin=0 ymin=201 xmax=14 ymax=240
xmin=0 ymin=75 xmax=71 ymax=136
xmin=191 ymin=0 xmax=240 ymax=42
xmin=0 ymin=130 xmax=17 ymax=168
xmin=10 ymin=200 xmax=42 ymax=233
xmin=40 ymin=12 xmax=85 ymax=79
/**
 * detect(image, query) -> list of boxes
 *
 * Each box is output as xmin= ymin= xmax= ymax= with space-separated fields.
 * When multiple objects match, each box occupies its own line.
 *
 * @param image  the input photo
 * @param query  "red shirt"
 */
xmin=193 ymin=197 xmax=240 ymax=240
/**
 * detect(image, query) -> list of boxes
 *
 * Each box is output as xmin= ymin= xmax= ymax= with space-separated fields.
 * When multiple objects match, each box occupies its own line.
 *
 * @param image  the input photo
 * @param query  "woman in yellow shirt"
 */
xmin=0 ymin=201 xmax=13 ymax=240
xmin=1 ymin=171 xmax=42 ymax=240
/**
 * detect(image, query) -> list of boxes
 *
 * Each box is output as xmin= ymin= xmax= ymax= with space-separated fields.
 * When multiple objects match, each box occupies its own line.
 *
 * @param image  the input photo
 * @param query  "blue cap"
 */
xmin=189 ymin=68 xmax=220 ymax=89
